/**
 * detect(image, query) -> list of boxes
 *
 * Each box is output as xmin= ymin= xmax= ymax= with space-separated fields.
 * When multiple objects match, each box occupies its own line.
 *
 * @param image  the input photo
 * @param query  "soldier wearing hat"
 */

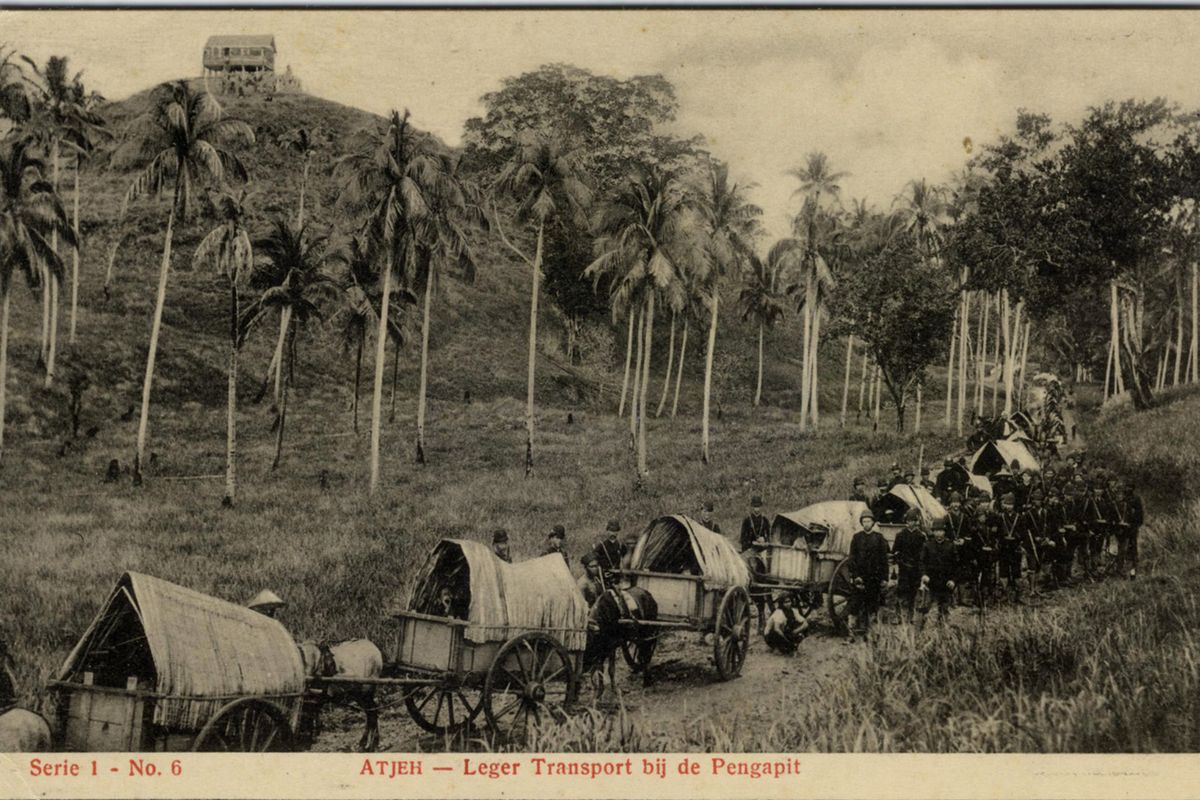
xmin=740 ymin=495 xmax=770 ymax=554
xmin=577 ymin=552 xmax=604 ymax=606
xmin=891 ymin=508 xmax=926 ymax=624
xmin=996 ymin=492 xmax=1024 ymax=603
xmin=492 ymin=528 xmax=512 ymax=563
xmin=870 ymin=478 xmax=892 ymax=522
xmin=849 ymin=477 xmax=873 ymax=504
xmin=920 ymin=467 xmax=937 ymax=494
xmin=592 ymin=519 xmax=626 ymax=576
xmin=699 ymin=500 xmax=722 ymax=534
xmin=1115 ymin=481 xmax=1144 ymax=579
xmin=247 ymin=590 xmax=285 ymax=619
xmin=920 ymin=519 xmax=957 ymax=624
xmin=886 ymin=462 xmax=904 ymax=490
xmin=972 ymin=504 xmax=1000 ymax=605
xmin=541 ymin=524 xmax=569 ymax=564
xmin=1018 ymin=488 xmax=1052 ymax=593
xmin=742 ymin=532 xmax=772 ymax=634
xmin=846 ymin=508 xmax=889 ymax=642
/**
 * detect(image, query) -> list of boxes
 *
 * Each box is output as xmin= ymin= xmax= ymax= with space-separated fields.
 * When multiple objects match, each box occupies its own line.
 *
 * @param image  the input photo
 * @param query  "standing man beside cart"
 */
xmin=740 ymin=495 xmax=770 ymax=553
xmin=846 ymin=509 xmax=889 ymax=643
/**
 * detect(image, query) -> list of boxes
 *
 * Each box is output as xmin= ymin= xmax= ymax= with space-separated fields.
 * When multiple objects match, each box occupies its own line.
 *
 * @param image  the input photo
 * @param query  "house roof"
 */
xmin=56 ymin=572 xmax=305 ymax=731
xmin=204 ymin=35 xmax=276 ymax=50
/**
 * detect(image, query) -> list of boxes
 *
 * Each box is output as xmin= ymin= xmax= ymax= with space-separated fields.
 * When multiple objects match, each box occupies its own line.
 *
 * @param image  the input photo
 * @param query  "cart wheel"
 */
xmin=192 ymin=698 xmax=293 ymax=752
xmin=404 ymin=681 xmax=483 ymax=736
xmin=483 ymin=633 xmax=577 ymax=740
xmin=620 ymin=629 xmax=657 ymax=674
xmin=713 ymin=586 xmax=751 ymax=680
xmin=827 ymin=560 xmax=854 ymax=635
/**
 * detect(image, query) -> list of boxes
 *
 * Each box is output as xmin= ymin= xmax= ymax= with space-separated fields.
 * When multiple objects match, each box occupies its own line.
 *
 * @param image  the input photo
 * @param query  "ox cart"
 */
xmin=760 ymin=487 xmax=948 ymax=633
xmin=46 ymin=572 xmax=307 ymax=752
xmin=620 ymin=515 xmax=752 ymax=680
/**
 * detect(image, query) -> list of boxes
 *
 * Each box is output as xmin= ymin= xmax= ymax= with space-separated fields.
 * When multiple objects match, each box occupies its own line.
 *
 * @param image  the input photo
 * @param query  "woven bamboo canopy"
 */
xmin=629 ymin=515 xmax=751 ymax=590
xmin=56 ymin=572 xmax=305 ymax=731
xmin=407 ymin=539 xmax=589 ymax=651
xmin=771 ymin=500 xmax=869 ymax=554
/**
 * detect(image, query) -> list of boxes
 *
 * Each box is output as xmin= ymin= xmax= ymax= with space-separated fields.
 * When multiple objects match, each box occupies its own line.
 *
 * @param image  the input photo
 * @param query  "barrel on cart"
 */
xmin=385 ymin=539 xmax=589 ymax=739
xmin=620 ymin=515 xmax=753 ymax=680
xmin=46 ymin=572 xmax=307 ymax=752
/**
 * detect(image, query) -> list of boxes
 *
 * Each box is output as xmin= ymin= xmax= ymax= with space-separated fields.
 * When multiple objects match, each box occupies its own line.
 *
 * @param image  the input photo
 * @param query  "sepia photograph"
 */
xmin=0 ymin=7 xmax=1198 ymax=781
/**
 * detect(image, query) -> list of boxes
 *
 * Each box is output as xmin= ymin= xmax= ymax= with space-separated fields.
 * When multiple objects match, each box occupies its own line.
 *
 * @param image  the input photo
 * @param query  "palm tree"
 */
xmin=493 ymin=133 xmax=590 ymax=477
xmin=0 ymin=140 xmax=74 ymax=463
xmin=0 ymin=47 xmax=29 ymax=124
xmin=586 ymin=165 xmax=691 ymax=479
xmin=412 ymin=151 xmax=485 ymax=464
xmin=118 ymin=80 xmax=253 ymax=485
xmin=739 ymin=242 xmax=791 ymax=407
xmin=279 ymin=126 xmax=322 ymax=227
xmin=334 ymin=109 xmax=438 ymax=494
xmin=241 ymin=218 xmax=337 ymax=471
xmin=192 ymin=190 xmax=253 ymax=507
xmin=694 ymin=161 xmax=761 ymax=463
xmin=62 ymin=79 xmax=106 ymax=346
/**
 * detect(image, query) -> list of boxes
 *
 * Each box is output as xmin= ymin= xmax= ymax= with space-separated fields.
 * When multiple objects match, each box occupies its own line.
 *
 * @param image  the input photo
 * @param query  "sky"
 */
xmin=6 ymin=9 xmax=1200 ymax=239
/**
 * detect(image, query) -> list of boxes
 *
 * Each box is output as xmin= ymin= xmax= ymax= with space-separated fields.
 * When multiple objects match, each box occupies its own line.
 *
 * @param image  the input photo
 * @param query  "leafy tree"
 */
xmin=739 ymin=241 xmax=792 ymax=407
xmin=0 ymin=140 xmax=74 ymax=463
xmin=192 ymin=190 xmax=253 ymax=506
xmin=493 ymin=133 xmax=591 ymax=477
xmin=117 ymin=80 xmax=253 ymax=484
xmin=835 ymin=233 xmax=956 ymax=431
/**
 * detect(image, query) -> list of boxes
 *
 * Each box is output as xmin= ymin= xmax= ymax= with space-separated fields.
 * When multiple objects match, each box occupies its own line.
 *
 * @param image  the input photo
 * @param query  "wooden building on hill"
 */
xmin=203 ymin=35 xmax=276 ymax=76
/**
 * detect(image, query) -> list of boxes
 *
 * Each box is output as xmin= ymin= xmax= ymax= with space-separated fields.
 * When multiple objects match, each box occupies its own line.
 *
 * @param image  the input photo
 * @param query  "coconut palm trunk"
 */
xmin=671 ymin=317 xmax=688 ymax=418
xmin=297 ymin=157 xmax=310 ymax=228
xmin=657 ymin=311 xmax=676 ymax=416
xmin=45 ymin=139 xmax=61 ymax=387
xmin=352 ymin=335 xmax=362 ymax=433
xmin=272 ymin=327 xmax=293 ymax=471
xmin=991 ymin=293 xmax=1001 ymax=413
xmin=0 ymin=287 xmax=10 ymax=463
xmin=629 ymin=304 xmax=644 ymax=444
xmin=223 ymin=276 xmax=238 ymax=506
xmin=857 ymin=349 xmax=869 ymax=420
xmin=1173 ymin=280 xmax=1184 ymax=386
xmin=915 ymin=381 xmax=923 ymax=433
xmin=840 ymin=334 xmax=853 ymax=428
xmin=976 ymin=292 xmax=989 ymax=415
xmin=701 ymin=290 xmax=718 ymax=463
xmin=389 ymin=337 xmax=400 ymax=423
xmin=523 ymin=222 xmax=544 ymax=477
xmin=809 ymin=304 xmax=821 ymax=429
xmin=944 ymin=303 xmax=957 ymax=427
xmin=636 ymin=292 xmax=655 ymax=479
xmin=618 ymin=311 xmax=635 ymax=416
xmin=755 ymin=321 xmax=765 ymax=408
xmin=134 ymin=180 xmax=181 ymax=485
xmin=270 ymin=307 xmax=291 ymax=409
xmin=956 ymin=292 xmax=970 ymax=435
xmin=1192 ymin=263 xmax=1199 ymax=383
xmin=69 ymin=161 xmax=81 ymax=345
xmin=39 ymin=263 xmax=49 ymax=366
xmin=798 ymin=274 xmax=812 ymax=431
xmin=416 ymin=263 xmax=434 ymax=464
xmin=369 ymin=253 xmax=393 ymax=494
xmin=1017 ymin=319 xmax=1031 ymax=405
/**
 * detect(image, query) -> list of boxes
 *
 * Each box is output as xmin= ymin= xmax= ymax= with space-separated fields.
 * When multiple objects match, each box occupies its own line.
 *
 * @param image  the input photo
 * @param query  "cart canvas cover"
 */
xmin=771 ymin=500 xmax=869 ymax=556
xmin=970 ymin=438 xmax=1041 ymax=476
xmin=630 ymin=515 xmax=751 ymax=590
xmin=407 ymin=539 xmax=589 ymax=650
xmin=55 ymin=572 xmax=305 ymax=730
xmin=884 ymin=484 xmax=949 ymax=528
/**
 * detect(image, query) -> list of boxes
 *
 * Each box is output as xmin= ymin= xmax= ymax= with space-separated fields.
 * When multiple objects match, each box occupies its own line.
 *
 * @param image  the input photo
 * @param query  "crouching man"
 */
xmin=764 ymin=592 xmax=808 ymax=655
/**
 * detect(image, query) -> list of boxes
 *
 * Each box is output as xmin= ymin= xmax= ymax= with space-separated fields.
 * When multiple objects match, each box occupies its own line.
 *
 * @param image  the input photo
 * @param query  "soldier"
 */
xmin=541 ymin=525 xmax=569 ymax=564
xmin=871 ymin=479 xmax=893 ymax=522
xmin=1043 ymin=490 xmax=1071 ymax=587
xmin=1018 ymin=489 xmax=1051 ymax=595
xmin=1116 ymin=481 xmax=1144 ymax=579
xmin=920 ymin=467 xmax=937 ymax=494
xmin=763 ymin=592 xmax=808 ymax=655
xmin=945 ymin=493 xmax=969 ymax=542
xmin=891 ymin=508 xmax=926 ymax=624
xmin=846 ymin=509 xmax=889 ymax=643
xmin=577 ymin=553 xmax=604 ymax=606
xmin=492 ymin=529 xmax=512 ymax=563
xmin=1014 ymin=470 xmax=1036 ymax=512
xmin=742 ymin=535 xmax=772 ymax=634
xmin=849 ymin=477 xmax=873 ymax=504
xmin=740 ymin=495 xmax=770 ymax=553
xmin=1061 ymin=484 xmax=1089 ymax=581
xmin=592 ymin=519 xmax=626 ymax=576
xmin=996 ymin=493 xmax=1024 ymax=603
xmin=1081 ymin=482 xmax=1108 ymax=576
xmin=699 ymin=501 xmax=722 ymax=534
xmin=903 ymin=469 xmax=917 ymax=487
xmin=886 ymin=462 xmax=904 ymax=489
xmin=920 ymin=520 xmax=957 ymax=624
xmin=974 ymin=505 xmax=999 ymax=606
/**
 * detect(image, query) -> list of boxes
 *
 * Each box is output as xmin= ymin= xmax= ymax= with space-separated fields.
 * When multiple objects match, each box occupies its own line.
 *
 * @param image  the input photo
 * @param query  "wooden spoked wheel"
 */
xmin=483 ymin=633 xmax=577 ymax=740
xmin=620 ymin=628 xmax=658 ymax=674
xmin=191 ymin=698 xmax=293 ymax=752
xmin=404 ymin=680 xmax=484 ymax=735
xmin=713 ymin=586 xmax=751 ymax=680
xmin=827 ymin=560 xmax=855 ymax=635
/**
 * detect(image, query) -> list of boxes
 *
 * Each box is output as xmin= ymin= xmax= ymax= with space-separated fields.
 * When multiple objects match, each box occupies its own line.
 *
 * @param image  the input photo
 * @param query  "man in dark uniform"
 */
xmin=592 ymin=519 xmax=626 ymax=577
xmin=903 ymin=469 xmax=917 ymax=487
xmin=1043 ymin=490 xmax=1070 ymax=587
xmin=920 ymin=467 xmax=937 ymax=494
xmin=891 ymin=508 xmax=926 ymax=624
xmin=871 ymin=479 xmax=893 ymax=522
xmin=541 ymin=525 xmax=569 ymax=564
xmin=886 ymin=462 xmax=904 ymax=489
xmin=1014 ymin=470 xmax=1036 ymax=513
xmin=492 ymin=529 xmax=512 ymax=563
xmin=936 ymin=458 xmax=969 ymax=501
xmin=699 ymin=501 xmax=722 ymax=534
xmin=1061 ymin=483 xmax=1089 ymax=581
xmin=846 ymin=509 xmax=889 ymax=642
xmin=973 ymin=504 xmax=999 ymax=606
xmin=996 ymin=493 xmax=1023 ymax=603
xmin=1017 ymin=489 xmax=1052 ymax=594
xmin=740 ymin=495 xmax=771 ymax=553
xmin=849 ymin=478 xmax=873 ymax=504
xmin=1116 ymin=481 xmax=1144 ymax=579
xmin=920 ymin=520 xmax=957 ymax=624
xmin=945 ymin=493 xmax=969 ymax=542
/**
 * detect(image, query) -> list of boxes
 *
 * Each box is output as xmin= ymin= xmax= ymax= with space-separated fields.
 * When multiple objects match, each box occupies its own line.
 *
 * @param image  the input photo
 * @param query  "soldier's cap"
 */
xmin=549 ymin=524 xmax=566 ymax=539
xmin=703 ymin=500 xmax=715 ymax=513
xmin=247 ymin=590 xmax=285 ymax=611
xmin=580 ymin=551 xmax=598 ymax=566
xmin=904 ymin=471 xmax=916 ymax=479
xmin=492 ymin=528 xmax=509 ymax=544
xmin=606 ymin=518 xmax=621 ymax=533
xmin=948 ymin=492 xmax=963 ymax=504
xmin=904 ymin=508 xmax=922 ymax=523
xmin=1031 ymin=489 xmax=1044 ymax=499
xmin=932 ymin=518 xmax=946 ymax=531
xmin=943 ymin=459 xmax=954 ymax=467
xmin=859 ymin=509 xmax=876 ymax=522
xmin=751 ymin=495 xmax=763 ymax=507
xmin=1001 ymin=492 xmax=1016 ymax=504
xmin=876 ymin=479 xmax=889 ymax=489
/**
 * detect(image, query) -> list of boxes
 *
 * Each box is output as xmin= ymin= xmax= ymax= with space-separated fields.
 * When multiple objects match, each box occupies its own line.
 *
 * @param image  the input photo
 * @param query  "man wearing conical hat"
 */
xmin=247 ymin=590 xmax=285 ymax=619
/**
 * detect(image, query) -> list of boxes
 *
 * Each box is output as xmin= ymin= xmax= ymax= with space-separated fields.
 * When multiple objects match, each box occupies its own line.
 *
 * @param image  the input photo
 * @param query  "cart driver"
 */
xmin=247 ymin=590 xmax=285 ymax=619
xmin=492 ymin=528 xmax=512 ymax=563
xmin=577 ymin=552 xmax=604 ymax=606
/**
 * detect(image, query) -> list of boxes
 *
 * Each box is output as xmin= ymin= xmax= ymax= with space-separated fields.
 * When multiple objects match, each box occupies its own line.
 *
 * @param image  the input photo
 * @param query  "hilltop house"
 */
xmin=202 ymin=35 xmax=276 ymax=76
